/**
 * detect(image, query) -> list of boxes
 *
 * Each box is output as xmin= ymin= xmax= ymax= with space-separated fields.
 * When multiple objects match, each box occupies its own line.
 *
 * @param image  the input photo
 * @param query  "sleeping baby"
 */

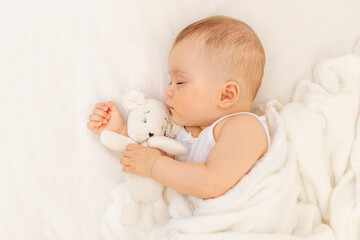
xmin=87 ymin=15 xmax=270 ymax=200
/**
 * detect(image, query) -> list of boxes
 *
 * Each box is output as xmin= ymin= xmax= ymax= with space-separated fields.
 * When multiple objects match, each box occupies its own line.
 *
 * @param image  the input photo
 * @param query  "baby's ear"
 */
xmin=165 ymin=117 xmax=182 ymax=138
xmin=218 ymin=81 xmax=239 ymax=108
xmin=122 ymin=90 xmax=147 ymax=111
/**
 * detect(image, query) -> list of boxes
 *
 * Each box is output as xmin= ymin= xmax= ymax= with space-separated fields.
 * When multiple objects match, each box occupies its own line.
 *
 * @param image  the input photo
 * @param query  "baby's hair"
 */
xmin=173 ymin=15 xmax=265 ymax=100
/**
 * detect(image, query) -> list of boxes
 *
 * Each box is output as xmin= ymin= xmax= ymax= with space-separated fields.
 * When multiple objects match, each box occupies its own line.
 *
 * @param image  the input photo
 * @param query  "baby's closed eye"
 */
xmin=168 ymin=80 xmax=186 ymax=85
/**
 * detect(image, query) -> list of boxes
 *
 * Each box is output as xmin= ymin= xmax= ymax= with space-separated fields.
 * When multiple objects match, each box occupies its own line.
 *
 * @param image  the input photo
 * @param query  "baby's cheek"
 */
xmin=180 ymin=91 xmax=196 ymax=106
xmin=174 ymin=90 xmax=198 ymax=116
xmin=177 ymin=97 xmax=193 ymax=112
xmin=181 ymin=102 xmax=198 ymax=119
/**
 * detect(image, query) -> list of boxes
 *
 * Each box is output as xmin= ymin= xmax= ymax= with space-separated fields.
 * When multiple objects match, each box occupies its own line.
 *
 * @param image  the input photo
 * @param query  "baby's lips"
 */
xmin=166 ymin=103 xmax=174 ymax=110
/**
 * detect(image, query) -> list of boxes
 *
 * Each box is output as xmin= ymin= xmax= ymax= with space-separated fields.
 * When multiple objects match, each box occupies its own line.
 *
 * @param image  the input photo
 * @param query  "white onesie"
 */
xmin=175 ymin=112 xmax=271 ymax=164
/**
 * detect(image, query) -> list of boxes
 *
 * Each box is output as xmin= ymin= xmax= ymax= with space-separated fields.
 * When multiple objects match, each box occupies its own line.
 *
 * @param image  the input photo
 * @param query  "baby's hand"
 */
xmin=120 ymin=144 xmax=162 ymax=178
xmin=87 ymin=101 xmax=127 ymax=135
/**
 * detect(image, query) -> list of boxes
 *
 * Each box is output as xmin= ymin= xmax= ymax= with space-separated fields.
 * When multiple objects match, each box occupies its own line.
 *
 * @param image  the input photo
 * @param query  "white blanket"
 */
xmin=100 ymin=54 xmax=360 ymax=240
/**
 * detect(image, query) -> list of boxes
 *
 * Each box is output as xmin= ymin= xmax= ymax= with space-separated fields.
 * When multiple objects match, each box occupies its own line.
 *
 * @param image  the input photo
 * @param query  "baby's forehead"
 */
xmin=170 ymin=37 xmax=219 ymax=62
xmin=169 ymin=41 xmax=215 ymax=72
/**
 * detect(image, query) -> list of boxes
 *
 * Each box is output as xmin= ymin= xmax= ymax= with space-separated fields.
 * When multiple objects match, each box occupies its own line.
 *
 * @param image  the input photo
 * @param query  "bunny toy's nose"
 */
xmin=149 ymin=132 xmax=154 ymax=137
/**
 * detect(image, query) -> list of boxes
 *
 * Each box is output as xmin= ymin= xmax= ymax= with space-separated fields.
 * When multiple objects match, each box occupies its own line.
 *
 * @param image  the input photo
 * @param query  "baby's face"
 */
xmin=166 ymin=38 xmax=223 ymax=128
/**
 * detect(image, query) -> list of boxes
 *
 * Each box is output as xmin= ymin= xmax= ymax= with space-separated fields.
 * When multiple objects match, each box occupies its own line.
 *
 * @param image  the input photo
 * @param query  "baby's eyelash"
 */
xmin=168 ymin=78 xmax=185 ymax=85
xmin=168 ymin=82 xmax=184 ymax=85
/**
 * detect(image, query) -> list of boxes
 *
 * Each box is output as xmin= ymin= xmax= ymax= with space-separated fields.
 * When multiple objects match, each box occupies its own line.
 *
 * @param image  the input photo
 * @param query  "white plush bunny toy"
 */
xmin=100 ymin=90 xmax=187 ymax=227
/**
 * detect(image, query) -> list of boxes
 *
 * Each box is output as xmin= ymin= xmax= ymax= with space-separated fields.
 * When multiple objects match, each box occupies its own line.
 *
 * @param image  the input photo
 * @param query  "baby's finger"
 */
xmin=122 ymin=151 xmax=132 ymax=158
xmin=88 ymin=118 xmax=105 ymax=128
xmin=122 ymin=165 xmax=134 ymax=174
xmin=95 ymin=102 xmax=109 ymax=112
xmin=126 ymin=144 xmax=139 ymax=151
xmin=89 ymin=114 xmax=107 ymax=123
xmin=120 ymin=157 xmax=131 ymax=166
xmin=92 ymin=108 xmax=110 ymax=119
xmin=105 ymin=101 xmax=120 ymax=112
xmin=87 ymin=121 xmax=101 ymax=130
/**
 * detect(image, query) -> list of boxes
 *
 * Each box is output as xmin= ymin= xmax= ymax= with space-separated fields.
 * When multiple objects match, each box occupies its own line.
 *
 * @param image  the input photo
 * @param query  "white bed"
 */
xmin=1 ymin=0 xmax=359 ymax=239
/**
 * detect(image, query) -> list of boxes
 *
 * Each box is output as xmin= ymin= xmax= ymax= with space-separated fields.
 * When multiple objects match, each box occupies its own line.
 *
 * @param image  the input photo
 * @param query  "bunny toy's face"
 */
xmin=127 ymin=99 xmax=171 ymax=143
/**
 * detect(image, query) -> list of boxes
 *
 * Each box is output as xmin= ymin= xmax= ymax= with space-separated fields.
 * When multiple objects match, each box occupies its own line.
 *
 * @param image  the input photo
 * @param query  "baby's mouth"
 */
xmin=166 ymin=104 xmax=174 ymax=110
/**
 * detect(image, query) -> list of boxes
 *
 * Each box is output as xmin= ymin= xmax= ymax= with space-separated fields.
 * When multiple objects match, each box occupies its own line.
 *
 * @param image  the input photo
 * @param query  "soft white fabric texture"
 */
xmin=1 ymin=0 xmax=360 ymax=239
xmin=100 ymin=54 xmax=360 ymax=240
xmin=175 ymin=112 xmax=270 ymax=164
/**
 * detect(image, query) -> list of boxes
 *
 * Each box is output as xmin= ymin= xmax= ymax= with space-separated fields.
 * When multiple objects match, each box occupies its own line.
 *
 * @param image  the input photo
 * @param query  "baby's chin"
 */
xmin=170 ymin=114 xmax=183 ymax=126
xmin=171 ymin=117 xmax=181 ymax=125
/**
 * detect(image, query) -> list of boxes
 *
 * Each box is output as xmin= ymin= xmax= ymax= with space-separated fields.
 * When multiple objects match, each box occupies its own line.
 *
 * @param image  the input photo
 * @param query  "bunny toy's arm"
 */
xmin=100 ymin=130 xmax=137 ymax=152
xmin=148 ymin=136 xmax=187 ymax=156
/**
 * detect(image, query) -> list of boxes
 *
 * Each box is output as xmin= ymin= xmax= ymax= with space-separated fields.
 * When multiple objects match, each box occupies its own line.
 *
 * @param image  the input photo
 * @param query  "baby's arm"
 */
xmin=123 ymin=115 xmax=268 ymax=199
xmin=154 ymin=115 xmax=267 ymax=198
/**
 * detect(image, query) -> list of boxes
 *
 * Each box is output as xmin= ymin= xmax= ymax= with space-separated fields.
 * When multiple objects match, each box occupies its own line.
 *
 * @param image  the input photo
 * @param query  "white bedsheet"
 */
xmin=1 ymin=0 xmax=360 ymax=239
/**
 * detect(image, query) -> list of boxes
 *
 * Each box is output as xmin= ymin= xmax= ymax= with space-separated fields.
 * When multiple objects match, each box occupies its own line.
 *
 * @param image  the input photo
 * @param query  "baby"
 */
xmin=87 ymin=15 xmax=270 ymax=199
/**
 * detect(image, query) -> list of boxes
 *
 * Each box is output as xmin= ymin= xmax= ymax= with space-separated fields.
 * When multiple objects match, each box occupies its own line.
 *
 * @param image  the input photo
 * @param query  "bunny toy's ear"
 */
xmin=165 ymin=116 xmax=182 ymax=138
xmin=122 ymin=90 xmax=147 ymax=111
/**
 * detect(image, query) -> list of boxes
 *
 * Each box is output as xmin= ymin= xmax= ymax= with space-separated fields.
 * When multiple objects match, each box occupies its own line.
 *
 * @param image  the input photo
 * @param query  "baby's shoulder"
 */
xmin=213 ymin=114 xmax=267 ymax=146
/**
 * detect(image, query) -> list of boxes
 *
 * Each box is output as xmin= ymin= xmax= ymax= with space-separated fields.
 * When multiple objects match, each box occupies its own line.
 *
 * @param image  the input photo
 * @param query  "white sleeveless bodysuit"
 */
xmin=175 ymin=112 xmax=271 ymax=164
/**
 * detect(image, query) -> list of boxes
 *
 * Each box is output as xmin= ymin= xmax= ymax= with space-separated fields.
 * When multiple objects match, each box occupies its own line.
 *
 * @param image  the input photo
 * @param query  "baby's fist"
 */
xmin=87 ymin=102 xmax=126 ymax=135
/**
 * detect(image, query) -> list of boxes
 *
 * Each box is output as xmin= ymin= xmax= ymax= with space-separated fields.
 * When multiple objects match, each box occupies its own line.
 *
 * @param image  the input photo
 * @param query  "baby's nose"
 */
xmin=165 ymin=85 xmax=173 ymax=98
xmin=149 ymin=132 xmax=154 ymax=137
